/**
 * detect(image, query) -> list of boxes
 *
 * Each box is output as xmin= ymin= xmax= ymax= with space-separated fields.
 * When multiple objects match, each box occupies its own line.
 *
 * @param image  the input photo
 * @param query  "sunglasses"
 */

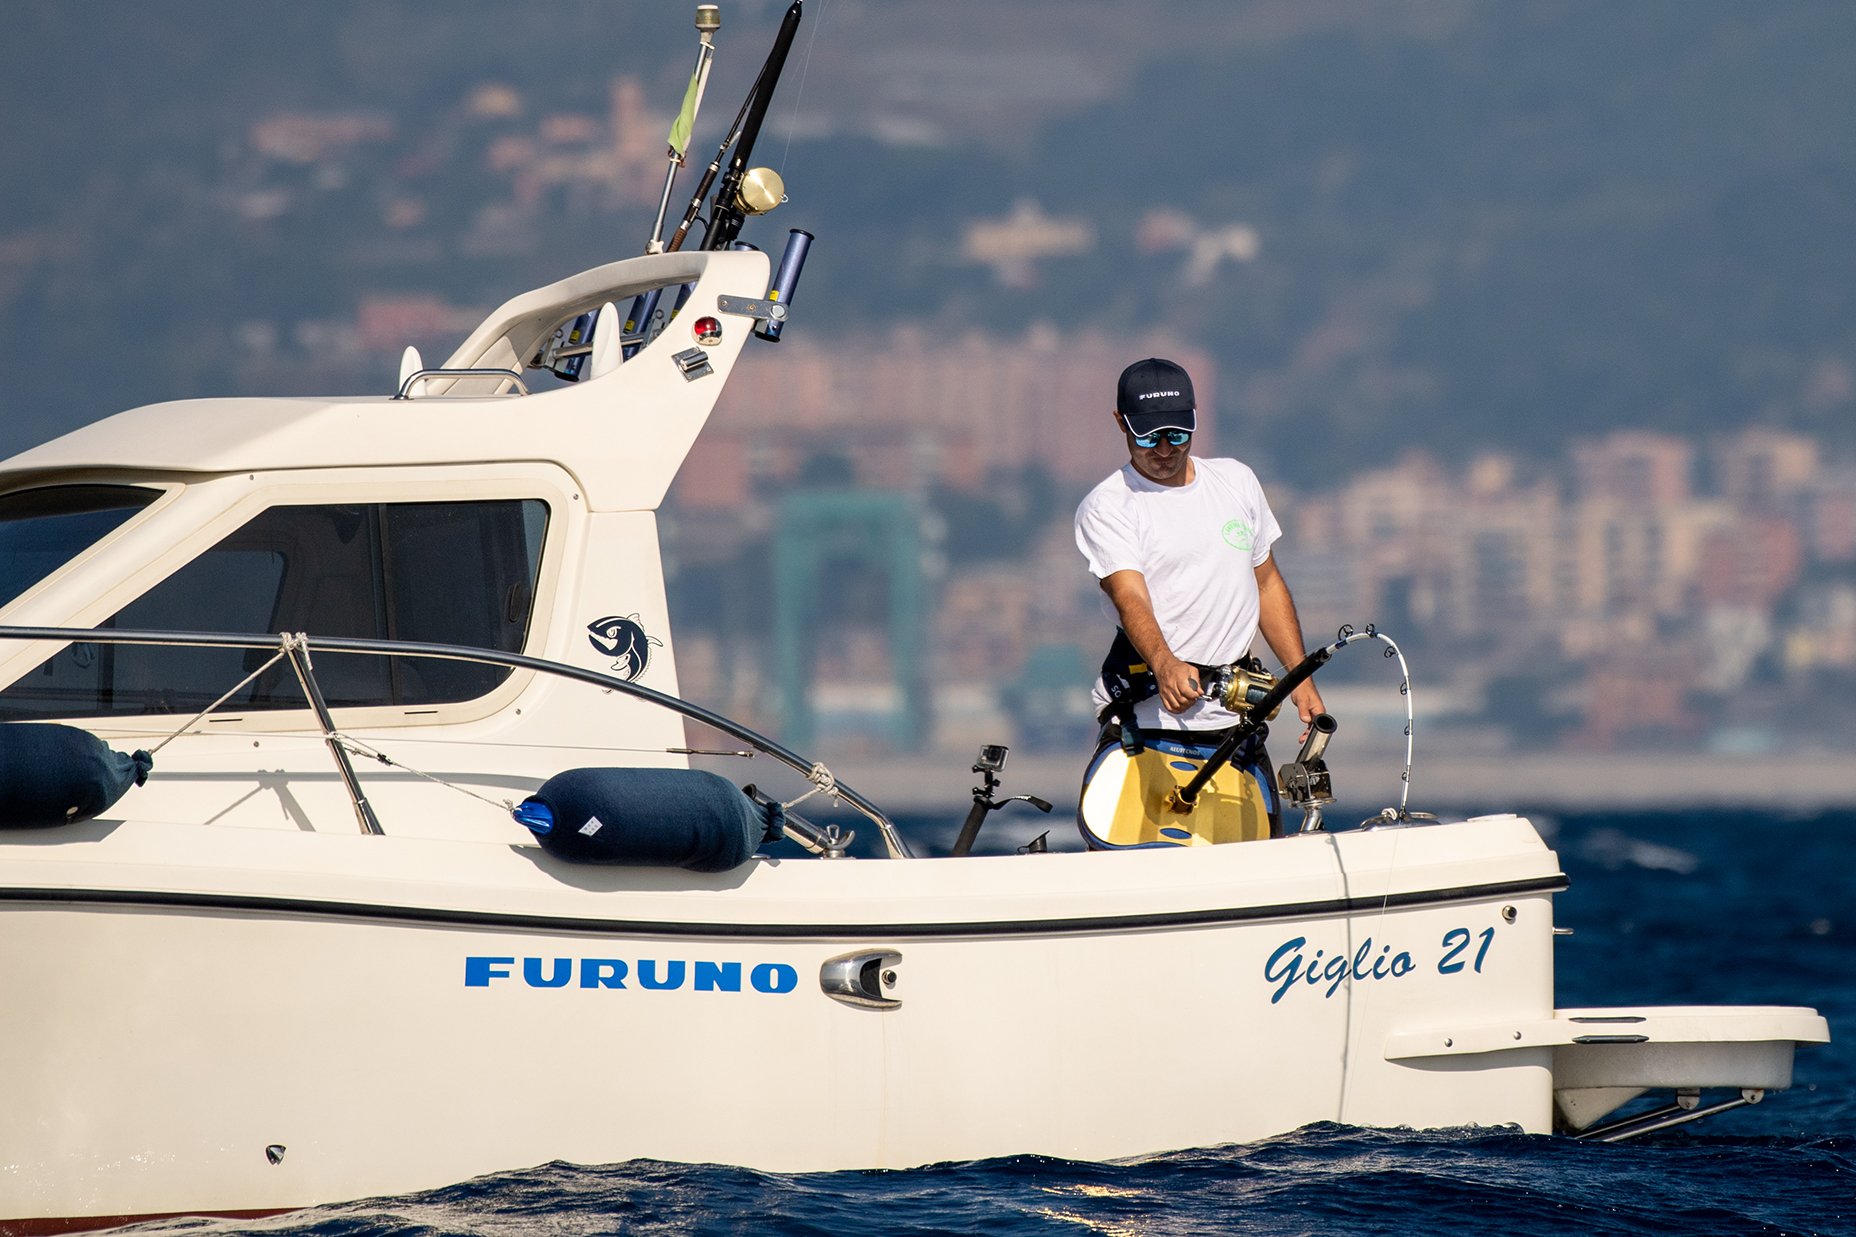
xmin=1132 ymin=429 xmax=1192 ymax=449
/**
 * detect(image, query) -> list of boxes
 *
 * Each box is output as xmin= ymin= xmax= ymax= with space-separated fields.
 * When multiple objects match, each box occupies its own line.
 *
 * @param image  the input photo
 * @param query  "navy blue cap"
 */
xmin=1116 ymin=357 xmax=1197 ymax=436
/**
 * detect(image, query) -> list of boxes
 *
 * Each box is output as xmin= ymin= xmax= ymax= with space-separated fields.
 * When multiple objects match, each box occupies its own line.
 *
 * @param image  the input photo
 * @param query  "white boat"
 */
xmin=0 ymin=7 xmax=1829 ymax=1233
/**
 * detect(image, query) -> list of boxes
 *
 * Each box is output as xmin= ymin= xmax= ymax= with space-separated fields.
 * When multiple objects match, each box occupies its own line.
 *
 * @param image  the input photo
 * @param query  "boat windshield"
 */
xmin=0 ymin=497 xmax=548 ymax=720
xmin=0 ymin=485 xmax=161 ymax=609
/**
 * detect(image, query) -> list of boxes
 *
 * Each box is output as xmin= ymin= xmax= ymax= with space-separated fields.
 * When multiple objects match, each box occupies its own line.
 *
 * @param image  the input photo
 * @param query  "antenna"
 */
xmin=647 ymin=5 xmax=723 ymax=254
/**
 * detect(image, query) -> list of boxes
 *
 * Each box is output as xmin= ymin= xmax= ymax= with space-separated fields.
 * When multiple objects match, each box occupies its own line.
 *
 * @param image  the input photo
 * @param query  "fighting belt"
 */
xmin=1096 ymin=628 xmax=1262 ymax=756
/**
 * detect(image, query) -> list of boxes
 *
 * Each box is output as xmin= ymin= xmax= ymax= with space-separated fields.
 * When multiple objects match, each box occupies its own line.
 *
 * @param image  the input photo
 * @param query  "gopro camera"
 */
xmin=973 ymin=744 xmax=1009 ymax=774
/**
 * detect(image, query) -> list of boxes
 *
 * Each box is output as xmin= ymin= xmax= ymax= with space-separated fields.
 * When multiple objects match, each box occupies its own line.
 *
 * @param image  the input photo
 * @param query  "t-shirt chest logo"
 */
xmin=1221 ymin=518 xmax=1254 ymax=551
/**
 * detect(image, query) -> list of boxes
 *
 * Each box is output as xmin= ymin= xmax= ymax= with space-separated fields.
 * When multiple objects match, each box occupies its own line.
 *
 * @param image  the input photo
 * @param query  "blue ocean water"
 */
xmin=133 ymin=809 xmax=1854 ymax=1237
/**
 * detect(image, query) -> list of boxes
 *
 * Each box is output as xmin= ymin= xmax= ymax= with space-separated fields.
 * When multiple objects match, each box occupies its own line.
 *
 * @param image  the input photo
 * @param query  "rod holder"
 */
xmin=755 ymin=228 xmax=813 ymax=341
xmin=1279 ymin=712 xmax=1338 ymax=822
xmin=1292 ymin=712 xmax=1337 ymax=768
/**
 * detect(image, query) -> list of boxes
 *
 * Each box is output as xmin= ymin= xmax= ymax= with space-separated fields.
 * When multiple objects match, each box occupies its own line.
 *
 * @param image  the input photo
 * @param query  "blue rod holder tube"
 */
xmin=756 ymin=228 xmax=813 ymax=341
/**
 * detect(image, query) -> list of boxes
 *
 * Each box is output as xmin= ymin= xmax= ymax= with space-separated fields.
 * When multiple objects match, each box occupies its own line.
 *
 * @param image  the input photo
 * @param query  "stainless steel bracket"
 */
xmin=716 ymin=294 xmax=788 ymax=326
xmin=671 ymin=347 xmax=713 ymax=381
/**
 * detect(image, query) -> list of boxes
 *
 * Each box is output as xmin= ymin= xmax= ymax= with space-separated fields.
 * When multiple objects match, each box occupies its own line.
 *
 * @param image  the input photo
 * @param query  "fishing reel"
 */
xmin=1202 ymin=660 xmax=1282 ymax=718
xmin=736 ymin=167 xmax=786 ymax=216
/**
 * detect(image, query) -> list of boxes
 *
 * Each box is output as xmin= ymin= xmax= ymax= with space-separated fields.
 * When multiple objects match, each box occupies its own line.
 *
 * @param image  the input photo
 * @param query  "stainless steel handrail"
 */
xmin=0 ymin=625 xmax=910 ymax=858
xmin=392 ymin=368 xmax=530 ymax=400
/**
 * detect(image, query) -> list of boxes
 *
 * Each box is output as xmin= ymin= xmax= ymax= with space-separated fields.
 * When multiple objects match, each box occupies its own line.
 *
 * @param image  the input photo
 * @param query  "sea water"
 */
xmin=128 ymin=810 xmax=1855 ymax=1237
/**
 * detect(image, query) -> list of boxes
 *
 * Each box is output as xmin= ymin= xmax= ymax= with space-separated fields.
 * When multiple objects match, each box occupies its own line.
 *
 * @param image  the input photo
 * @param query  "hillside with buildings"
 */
xmin=1 ymin=0 xmax=1852 ymax=765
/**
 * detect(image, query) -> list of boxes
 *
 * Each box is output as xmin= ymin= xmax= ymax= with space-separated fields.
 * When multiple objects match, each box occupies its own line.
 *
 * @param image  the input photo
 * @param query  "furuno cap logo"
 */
xmin=1137 ymin=390 xmax=1182 ymax=400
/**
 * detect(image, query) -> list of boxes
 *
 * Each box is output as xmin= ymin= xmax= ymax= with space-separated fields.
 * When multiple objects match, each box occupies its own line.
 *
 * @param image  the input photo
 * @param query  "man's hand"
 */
xmin=1153 ymin=652 xmax=1204 ymax=714
xmin=1290 ymin=679 xmax=1326 ymax=741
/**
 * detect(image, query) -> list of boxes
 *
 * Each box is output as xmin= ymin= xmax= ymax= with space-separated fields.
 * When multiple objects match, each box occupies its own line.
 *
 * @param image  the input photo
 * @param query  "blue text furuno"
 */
xmin=465 ymin=955 xmax=799 ymax=993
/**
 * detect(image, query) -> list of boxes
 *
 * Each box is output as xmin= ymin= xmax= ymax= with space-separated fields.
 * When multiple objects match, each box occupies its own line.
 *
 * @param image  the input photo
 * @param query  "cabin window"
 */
xmin=0 ymin=499 xmax=547 ymax=719
xmin=0 ymin=485 xmax=161 ymax=610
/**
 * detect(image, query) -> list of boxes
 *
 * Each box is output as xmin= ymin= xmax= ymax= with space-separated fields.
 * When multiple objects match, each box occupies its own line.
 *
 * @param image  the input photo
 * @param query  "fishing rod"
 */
xmin=646 ymin=5 xmax=723 ymax=254
xmin=661 ymin=72 xmax=762 ymax=254
xmin=702 ymin=0 xmax=802 ymax=250
xmin=1165 ymin=624 xmax=1422 ymax=820
xmin=1165 ymin=643 xmax=1336 ymax=815
xmin=664 ymin=0 xmax=802 ymax=253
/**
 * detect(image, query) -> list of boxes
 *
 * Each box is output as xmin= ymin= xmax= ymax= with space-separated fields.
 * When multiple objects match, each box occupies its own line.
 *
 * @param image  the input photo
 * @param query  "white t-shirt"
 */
xmin=1074 ymin=457 xmax=1282 ymax=731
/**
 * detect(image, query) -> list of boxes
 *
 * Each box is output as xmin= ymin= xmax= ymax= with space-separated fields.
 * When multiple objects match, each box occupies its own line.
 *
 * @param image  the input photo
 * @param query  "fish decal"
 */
xmin=587 ymin=614 xmax=662 ymax=681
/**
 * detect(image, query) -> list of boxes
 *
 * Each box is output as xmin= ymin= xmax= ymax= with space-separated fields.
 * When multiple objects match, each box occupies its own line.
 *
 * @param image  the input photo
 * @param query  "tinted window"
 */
xmin=0 ymin=486 xmax=160 ymax=609
xmin=0 ymin=499 xmax=546 ymax=719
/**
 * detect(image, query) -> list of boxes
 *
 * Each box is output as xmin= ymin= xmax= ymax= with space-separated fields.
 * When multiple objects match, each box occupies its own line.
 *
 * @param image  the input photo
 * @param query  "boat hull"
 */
xmin=0 ymin=815 xmax=1591 ymax=1226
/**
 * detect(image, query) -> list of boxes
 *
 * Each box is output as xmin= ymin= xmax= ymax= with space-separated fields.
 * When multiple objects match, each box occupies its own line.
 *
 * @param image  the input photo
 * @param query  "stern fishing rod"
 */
xmin=664 ymin=0 xmax=802 ymax=253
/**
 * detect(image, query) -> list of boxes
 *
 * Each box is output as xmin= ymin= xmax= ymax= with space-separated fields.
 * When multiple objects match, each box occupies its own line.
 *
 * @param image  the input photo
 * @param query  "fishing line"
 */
xmin=1322 ymin=625 xmax=1421 ymax=1121
xmin=776 ymin=0 xmax=828 ymax=174
xmin=1330 ymin=626 xmax=1424 ymax=961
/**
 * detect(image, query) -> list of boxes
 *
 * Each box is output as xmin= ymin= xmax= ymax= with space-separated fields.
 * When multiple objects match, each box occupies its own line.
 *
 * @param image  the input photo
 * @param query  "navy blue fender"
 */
xmin=514 ymin=768 xmax=778 ymax=872
xmin=0 ymin=724 xmax=153 ymax=829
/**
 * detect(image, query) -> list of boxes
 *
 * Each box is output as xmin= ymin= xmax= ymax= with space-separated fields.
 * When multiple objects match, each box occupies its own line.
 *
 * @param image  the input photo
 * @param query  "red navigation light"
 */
xmin=693 ymin=316 xmax=723 ymax=346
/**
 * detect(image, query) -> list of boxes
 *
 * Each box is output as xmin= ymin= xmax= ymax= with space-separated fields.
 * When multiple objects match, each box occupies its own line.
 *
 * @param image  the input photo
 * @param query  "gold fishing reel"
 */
xmin=737 ymin=167 xmax=787 ymax=215
xmin=1206 ymin=661 xmax=1281 ymax=718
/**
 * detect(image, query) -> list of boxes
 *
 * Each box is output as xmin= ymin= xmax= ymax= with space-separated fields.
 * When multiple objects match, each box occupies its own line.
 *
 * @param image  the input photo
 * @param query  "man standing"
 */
xmin=1074 ymin=357 xmax=1324 ymax=750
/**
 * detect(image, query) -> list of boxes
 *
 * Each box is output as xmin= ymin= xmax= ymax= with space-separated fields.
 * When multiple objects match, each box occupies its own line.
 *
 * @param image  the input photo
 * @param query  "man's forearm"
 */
xmin=1256 ymin=557 xmax=1326 ymax=728
xmin=1100 ymin=570 xmax=1201 ymax=712
xmin=1101 ymin=572 xmax=1176 ymax=668
xmin=1259 ymin=604 xmax=1308 ymax=670
xmin=1118 ymin=596 xmax=1179 ymax=671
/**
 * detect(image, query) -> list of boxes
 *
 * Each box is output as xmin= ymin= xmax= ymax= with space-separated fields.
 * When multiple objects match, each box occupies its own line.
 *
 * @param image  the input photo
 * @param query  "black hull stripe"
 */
xmin=0 ymin=875 xmax=1567 ymax=940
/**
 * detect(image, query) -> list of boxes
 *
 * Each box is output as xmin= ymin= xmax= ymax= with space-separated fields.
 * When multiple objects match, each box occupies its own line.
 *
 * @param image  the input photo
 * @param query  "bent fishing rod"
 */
xmin=1165 ymin=624 xmax=1421 ymax=817
xmin=1166 ymin=643 xmax=1335 ymax=814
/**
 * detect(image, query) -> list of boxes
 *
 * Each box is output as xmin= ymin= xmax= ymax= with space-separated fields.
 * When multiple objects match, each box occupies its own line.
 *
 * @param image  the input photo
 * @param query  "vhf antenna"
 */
xmin=647 ymin=5 xmax=722 ymax=254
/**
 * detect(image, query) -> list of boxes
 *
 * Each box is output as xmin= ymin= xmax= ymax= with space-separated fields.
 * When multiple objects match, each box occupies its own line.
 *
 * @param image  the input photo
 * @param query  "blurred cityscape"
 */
xmin=3 ymin=3 xmax=1853 ymax=767
xmin=674 ymin=349 xmax=1856 ymax=760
